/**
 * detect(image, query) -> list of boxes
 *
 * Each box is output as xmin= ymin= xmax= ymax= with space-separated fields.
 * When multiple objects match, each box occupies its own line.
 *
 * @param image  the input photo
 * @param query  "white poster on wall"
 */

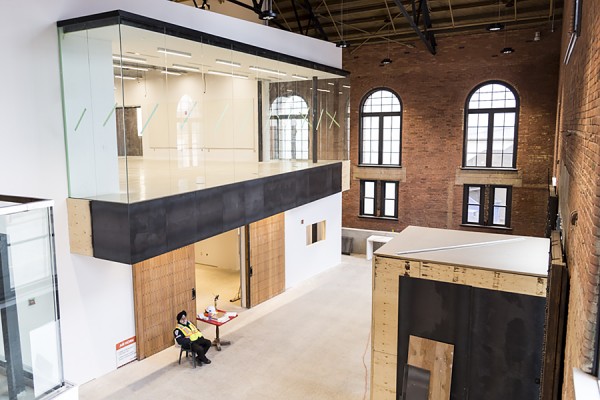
xmin=115 ymin=336 xmax=136 ymax=368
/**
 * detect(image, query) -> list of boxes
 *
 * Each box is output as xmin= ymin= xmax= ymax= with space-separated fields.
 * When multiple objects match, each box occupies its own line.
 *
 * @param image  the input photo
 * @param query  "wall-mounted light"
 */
xmin=113 ymin=55 xmax=147 ymax=64
xmin=113 ymin=64 xmax=149 ymax=72
xmin=172 ymin=64 xmax=200 ymax=72
xmin=207 ymin=70 xmax=249 ymax=80
xmin=216 ymin=59 xmax=241 ymax=67
xmin=157 ymin=48 xmax=192 ymax=58
xmin=380 ymin=57 xmax=392 ymax=66
xmin=500 ymin=47 xmax=515 ymax=54
xmin=249 ymin=66 xmax=286 ymax=76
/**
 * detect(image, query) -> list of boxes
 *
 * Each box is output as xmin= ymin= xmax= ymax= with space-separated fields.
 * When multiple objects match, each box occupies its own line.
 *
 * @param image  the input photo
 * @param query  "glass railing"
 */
xmin=58 ymin=17 xmax=350 ymax=203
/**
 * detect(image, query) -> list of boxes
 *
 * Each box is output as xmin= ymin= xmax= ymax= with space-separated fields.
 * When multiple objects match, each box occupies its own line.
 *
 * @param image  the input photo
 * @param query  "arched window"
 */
xmin=359 ymin=89 xmax=402 ymax=166
xmin=464 ymin=82 xmax=519 ymax=168
xmin=269 ymin=95 xmax=309 ymax=160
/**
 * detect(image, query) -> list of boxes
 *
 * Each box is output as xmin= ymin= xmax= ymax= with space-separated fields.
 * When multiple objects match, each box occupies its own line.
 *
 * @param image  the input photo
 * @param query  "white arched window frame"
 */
xmin=269 ymin=95 xmax=309 ymax=160
xmin=464 ymin=82 xmax=519 ymax=169
xmin=359 ymin=89 xmax=402 ymax=166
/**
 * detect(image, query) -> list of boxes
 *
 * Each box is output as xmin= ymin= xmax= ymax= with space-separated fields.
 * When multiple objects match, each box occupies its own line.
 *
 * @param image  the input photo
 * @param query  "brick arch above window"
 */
xmin=463 ymin=81 xmax=519 ymax=169
xmin=359 ymin=88 xmax=403 ymax=167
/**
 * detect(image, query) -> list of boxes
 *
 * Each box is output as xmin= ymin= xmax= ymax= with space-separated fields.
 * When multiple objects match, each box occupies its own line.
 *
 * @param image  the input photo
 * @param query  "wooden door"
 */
xmin=133 ymin=245 xmax=196 ymax=359
xmin=248 ymin=213 xmax=285 ymax=307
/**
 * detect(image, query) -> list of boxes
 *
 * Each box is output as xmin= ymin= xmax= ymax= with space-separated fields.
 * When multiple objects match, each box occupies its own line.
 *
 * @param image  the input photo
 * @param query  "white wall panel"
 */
xmin=285 ymin=193 xmax=342 ymax=289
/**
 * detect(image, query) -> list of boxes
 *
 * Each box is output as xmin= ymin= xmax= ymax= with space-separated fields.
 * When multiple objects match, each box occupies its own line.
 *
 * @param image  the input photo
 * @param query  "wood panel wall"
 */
xmin=133 ymin=244 xmax=196 ymax=359
xmin=249 ymin=213 xmax=285 ymax=307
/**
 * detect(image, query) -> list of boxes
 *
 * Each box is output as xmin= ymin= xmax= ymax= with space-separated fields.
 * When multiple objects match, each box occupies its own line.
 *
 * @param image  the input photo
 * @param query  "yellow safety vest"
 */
xmin=176 ymin=322 xmax=203 ymax=342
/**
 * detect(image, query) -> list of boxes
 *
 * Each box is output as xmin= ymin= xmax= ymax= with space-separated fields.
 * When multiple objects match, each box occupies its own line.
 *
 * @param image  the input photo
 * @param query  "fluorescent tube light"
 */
xmin=113 ymin=64 xmax=149 ymax=72
xmin=114 ymin=75 xmax=137 ymax=80
xmin=328 ymin=82 xmax=335 ymax=86
xmin=157 ymin=47 xmax=192 ymax=58
xmin=292 ymin=74 xmax=309 ymax=80
xmin=172 ymin=64 xmax=200 ymax=72
xmin=216 ymin=59 xmax=241 ymax=67
xmin=112 ymin=55 xmax=147 ymax=64
xmin=249 ymin=66 xmax=286 ymax=76
xmin=342 ymin=85 xmax=351 ymax=88
xmin=207 ymin=70 xmax=249 ymax=80
xmin=161 ymin=70 xmax=182 ymax=76
xmin=317 ymin=89 xmax=331 ymax=93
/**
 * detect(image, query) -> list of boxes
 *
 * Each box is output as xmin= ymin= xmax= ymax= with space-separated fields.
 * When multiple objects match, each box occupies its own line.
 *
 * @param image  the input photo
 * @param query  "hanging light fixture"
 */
xmin=259 ymin=0 xmax=276 ymax=20
xmin=380 ymin=22 xmax=392 ymax=66
xmin=486 ymin=1 xmax=505 ymax=31
xmin=336 ymin=0 xmax=349 ymax=48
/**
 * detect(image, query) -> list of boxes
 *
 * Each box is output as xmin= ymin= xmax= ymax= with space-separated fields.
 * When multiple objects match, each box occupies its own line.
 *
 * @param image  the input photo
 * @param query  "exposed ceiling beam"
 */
xmin=391 ymin=0 xmax=436 ymax=54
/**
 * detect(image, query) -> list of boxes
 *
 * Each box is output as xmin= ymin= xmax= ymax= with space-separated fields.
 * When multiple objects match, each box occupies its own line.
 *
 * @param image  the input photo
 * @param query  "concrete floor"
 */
xmin=78 ymin=254 xmax=372 ymax=400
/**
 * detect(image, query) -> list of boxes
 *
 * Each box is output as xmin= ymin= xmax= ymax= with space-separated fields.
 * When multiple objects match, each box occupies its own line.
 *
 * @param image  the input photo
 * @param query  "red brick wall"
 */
xmin=342 ymin=26 xmax=560 ymax=238
xmin=556 ymin=1 xmax=600 ymax=398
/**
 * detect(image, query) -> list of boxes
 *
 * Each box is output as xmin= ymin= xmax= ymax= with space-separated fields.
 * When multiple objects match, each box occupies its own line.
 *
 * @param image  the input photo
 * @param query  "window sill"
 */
xmin=359 ymin=215 xmax=398 ymax=221
xmin=358 ymin=164 xmax=402 ymax=169
xmin=460 ymin=167 xmax=518 ymax=172
xmin=460 ymin=223 xmax=512 ymax=231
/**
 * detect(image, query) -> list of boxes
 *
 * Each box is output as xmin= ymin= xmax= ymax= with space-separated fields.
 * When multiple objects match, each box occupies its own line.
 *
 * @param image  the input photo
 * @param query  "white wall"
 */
xmin=195 ymin=228 xmax=240 ymax=271
xmin=285 ymin=193 xmax=342 ymax=288
xmin=0 ymin=0 xmax=341 ymax=387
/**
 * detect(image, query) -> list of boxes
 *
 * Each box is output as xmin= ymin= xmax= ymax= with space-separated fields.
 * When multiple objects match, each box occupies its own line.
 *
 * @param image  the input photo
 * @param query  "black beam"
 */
xmin=391 ymin=0 xmax=436 ymax=54
xmin=257 ymin=81 xmax=263 ymax=162
xmin=420 ymin=0 xmax=437 ymax=51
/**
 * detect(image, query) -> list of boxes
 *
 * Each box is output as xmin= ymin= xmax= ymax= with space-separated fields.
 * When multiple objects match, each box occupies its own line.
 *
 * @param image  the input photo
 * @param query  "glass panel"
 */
xmin=364 ymin=181 xmax=375 ymax=198
xmin=493 ymin=207 xmax=506 ymax=225
xmin=0 ymin=203 xmax=63 ymax=399
xmin=384 ymin=199 xmax=395 ymax=216
xmin=467 ymin=205 xmax=480 ymax=223
xmin=362 ymin=90 xmax=401 ymax=113
xmin=364 ymin=199 xmax=374 ymax=215
xmin=468 ymin=83 xmax=516 ymax=110
xmin=494 ymin=188 xmax=507 ymax=205
xmin=385 ymin=182 xmax=396 ymax=198
xmin=59 ymin=21 xmax=350 ymax=203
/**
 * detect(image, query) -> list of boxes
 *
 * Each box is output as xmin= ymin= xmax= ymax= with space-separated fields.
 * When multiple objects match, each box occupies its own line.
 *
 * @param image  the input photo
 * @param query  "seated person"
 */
xmin=174 ymin=310 xmax=212 ymax=365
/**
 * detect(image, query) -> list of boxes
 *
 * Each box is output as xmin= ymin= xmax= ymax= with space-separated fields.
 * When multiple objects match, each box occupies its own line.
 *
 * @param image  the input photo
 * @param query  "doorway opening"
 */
xmin=194 ymin=228 xmax=246 ymax=315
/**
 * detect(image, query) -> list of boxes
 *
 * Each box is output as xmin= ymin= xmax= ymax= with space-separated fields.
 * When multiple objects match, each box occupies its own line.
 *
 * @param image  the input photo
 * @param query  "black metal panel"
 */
xmin=91 ymin=163 xmax=342 ymax=264
xmin=397 ymin=276 xmax=471 ymax=400
xmin=196 ymin=187 xmax=224 ymax=240
xmin=243 ymin=179 xmax=265 ymax=224
xmin=166 ymin=191 xmax=199 ymax=250
xmin=468 ymin=287 xmax=545 ymax=399
xmin=91 ymin=201 xmax=131 ymax=264
xmin=129 ymin=199 xmax=168 ymax=262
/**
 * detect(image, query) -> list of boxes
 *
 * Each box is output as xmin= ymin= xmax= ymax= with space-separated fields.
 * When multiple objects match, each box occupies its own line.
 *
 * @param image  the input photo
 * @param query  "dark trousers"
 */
xmin=191 ymin=337 xmax=211 ymax=360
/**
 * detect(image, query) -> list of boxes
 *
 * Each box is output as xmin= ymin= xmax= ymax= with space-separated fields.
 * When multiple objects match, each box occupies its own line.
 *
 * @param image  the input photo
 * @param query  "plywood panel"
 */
xmin=66 ymin=198 xmax=93 ymax=256
xmin=249 ymin=213 xmax=285 ymax=307
xmin=408 ymin=335 xmax=454 ymax=400
xmin=371 ymin=351 xmax=397 ymax=400
xmin=133 ymin=245 xmax=196 ymax=360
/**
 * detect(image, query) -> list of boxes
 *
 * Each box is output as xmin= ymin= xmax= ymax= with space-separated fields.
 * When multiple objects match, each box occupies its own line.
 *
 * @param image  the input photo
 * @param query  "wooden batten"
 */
xmin=341 ymin=160 xmax=351 ymax=192
xmin=66 ymin=198 xmax=93 ymax=256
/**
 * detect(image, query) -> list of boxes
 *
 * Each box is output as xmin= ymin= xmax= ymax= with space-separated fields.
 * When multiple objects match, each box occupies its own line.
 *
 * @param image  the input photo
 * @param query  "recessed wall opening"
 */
xmin=306 ymin=220 xmax=326 ymax=245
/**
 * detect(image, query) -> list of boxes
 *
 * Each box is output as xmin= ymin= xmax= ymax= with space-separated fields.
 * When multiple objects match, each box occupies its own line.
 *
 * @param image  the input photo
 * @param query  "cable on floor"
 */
xmin=362 ymin=329 xmax=371 ymax=400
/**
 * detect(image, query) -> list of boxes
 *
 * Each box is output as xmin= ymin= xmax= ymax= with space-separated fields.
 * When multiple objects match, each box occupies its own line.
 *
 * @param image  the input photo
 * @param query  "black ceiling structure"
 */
xmin=178 ymin=0 xmax=563 ymax=55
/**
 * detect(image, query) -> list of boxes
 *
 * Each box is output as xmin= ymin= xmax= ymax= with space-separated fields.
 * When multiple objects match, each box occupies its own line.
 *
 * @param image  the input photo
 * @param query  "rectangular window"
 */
xmin=360 ymin=180 xmax=398 ymax=219
xmin=462 ymin=184 xmax=512 ymax=227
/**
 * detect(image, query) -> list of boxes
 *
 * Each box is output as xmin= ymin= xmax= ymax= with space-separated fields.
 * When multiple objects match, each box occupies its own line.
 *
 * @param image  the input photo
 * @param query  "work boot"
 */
xmin=202 ymin=357 xmax=211 ymax=364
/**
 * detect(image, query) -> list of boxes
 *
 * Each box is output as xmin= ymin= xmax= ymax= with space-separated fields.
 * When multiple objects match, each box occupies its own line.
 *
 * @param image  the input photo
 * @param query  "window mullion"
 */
xmin=486 ymin=112 xmax=494 ymax=167
xmin=378 ymin=116 xmax=384 ymax=165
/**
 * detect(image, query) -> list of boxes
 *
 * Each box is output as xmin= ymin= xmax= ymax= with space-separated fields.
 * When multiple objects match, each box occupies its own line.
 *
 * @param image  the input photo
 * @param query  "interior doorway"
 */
xmin=194 ymin=228 xmax=245 ymax=315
